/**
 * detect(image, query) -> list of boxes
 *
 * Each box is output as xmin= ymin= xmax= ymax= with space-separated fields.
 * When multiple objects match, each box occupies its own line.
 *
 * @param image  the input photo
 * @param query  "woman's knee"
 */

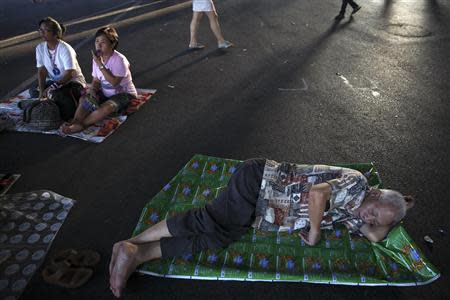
xmin=99 ymin=101 xmax=118 ymax=114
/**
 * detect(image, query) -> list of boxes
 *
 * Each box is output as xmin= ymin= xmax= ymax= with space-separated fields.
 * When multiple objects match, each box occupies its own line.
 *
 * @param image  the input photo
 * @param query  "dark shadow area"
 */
xmin=425 ymin=0 xmax=450 ymax=25
xmin=135 ymin=18 xmax=353 ymax=157
xmin=141 ymin=49 xmax=228 ymax=84
xmin=144 ymin=17 xmax=353 ymax=86
xmin=382 ymin=0 xmax=394 ymax=19
xmin=133 ymin=48 xmax=201 ymax=77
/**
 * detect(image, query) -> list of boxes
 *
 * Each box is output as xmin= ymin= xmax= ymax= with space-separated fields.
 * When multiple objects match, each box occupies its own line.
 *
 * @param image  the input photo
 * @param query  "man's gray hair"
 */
xmin=379 ymin=189 xmax=408 ymax=223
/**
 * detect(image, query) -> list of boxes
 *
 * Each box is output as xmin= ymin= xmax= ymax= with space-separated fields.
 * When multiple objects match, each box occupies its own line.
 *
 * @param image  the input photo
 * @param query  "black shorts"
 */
xmin=160 ymin=158 xmax=266 ymax=258
xmin=98 ymin=92 xmax=136 ymax=113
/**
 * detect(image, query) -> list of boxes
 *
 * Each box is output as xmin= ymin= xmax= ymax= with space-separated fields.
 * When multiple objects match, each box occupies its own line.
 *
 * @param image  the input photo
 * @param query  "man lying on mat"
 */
xmin=109 ymin=159 xmax=414 ymax=297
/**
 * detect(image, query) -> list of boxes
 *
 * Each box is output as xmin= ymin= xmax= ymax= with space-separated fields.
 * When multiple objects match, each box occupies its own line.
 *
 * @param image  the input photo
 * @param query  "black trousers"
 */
xmin=29 ymin=81 xmax=84 ymax=121
xmin=160 ymin=159 xmax=265 ymax=258
xmin=340 ymin=0 xmax=358 ymax=13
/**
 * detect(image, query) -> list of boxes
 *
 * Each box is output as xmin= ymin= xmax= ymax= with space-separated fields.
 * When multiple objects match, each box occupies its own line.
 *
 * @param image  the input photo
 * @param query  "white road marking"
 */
xmin=278 ymin=78 xmax=308 ymax=91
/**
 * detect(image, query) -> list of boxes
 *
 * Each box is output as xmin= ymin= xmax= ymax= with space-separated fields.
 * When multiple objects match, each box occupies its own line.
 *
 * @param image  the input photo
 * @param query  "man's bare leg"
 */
xmin=109 ymin=220 xmax=172 ymax=297
xmin=109 ymin=241 xmax=162 ymax=298
xmin=127 ymin=219 xmax=172 ymax=244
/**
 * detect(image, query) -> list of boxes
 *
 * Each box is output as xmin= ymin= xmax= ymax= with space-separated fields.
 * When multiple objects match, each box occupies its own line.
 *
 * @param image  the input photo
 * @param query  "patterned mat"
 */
xmin=0 ymin=190 xmax=75 ymax=299
xmin=0 ymin=88 xmax=156 ymax=143
xmin=0 ymin=174 xmax=20 ymax=197
xmin=133 ymin=154 xmax=440 ymax=286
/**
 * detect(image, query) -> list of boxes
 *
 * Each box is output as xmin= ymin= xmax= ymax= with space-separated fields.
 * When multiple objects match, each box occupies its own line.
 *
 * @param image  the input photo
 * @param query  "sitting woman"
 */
xmin=31 ymin=17 xmax=86 ymax=121
xmin=108 ymin=159 xmax=415 ymax=297
xmin=62 ymin=26 xmax=137 ymax=134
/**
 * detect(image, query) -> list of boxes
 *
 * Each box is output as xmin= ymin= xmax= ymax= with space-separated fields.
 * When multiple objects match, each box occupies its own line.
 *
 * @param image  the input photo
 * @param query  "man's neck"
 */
xmin=47 ymin=40 xmax=58 ymax=50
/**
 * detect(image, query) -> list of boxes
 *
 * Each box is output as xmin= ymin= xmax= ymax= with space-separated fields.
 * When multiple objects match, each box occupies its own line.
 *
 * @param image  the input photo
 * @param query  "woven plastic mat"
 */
xmin=133 ymin=154 xmax=439 ymax=286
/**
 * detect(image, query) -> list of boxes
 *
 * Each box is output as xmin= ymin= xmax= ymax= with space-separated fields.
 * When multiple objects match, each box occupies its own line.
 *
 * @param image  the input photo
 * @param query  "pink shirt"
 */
xmin=92 ymin=50 xmax=137 ymax=97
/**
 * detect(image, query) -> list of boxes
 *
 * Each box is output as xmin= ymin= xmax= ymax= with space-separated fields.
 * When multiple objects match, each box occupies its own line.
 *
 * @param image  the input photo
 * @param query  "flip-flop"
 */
xmin=218 ymin=40 xmax=234 ymax=49
xmin=42 ymin=261 xmax=93 ymax=289
xmin=189 ymin=43 xmax=205 ymax=50
xmin=51 ymin=249 xmax=101 ymax=268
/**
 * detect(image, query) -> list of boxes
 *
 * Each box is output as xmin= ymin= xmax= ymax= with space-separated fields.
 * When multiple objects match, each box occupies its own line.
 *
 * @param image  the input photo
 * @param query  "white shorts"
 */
xmin=192 ymin=0 xmax=215 ymax=12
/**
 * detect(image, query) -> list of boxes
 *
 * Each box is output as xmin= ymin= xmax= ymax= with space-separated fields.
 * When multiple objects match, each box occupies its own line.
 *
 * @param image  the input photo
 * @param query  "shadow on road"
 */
xmin=381 ymin=0 xmax=394 ymax=19
xmin=135 ymin=18 xmax=353 ymax=157
xmin=136 ymin=48 xmax=228 ymax=84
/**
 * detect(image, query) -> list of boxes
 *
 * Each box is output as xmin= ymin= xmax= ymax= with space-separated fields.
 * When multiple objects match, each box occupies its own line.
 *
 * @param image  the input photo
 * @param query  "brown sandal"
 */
xmin=42 ymin=261 xmax=93 ymax=288
xmin=51 ymin=249 xmax=101 ymax=267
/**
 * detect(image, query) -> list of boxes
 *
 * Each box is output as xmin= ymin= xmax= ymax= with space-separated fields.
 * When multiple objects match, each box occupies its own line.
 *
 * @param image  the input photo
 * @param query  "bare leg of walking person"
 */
xmin=205 ymin=11 xmax=233 ymax=48
xmin=189 ymin=12 xmax=204 ymax=48
xmin=205 ymin=10 xmax=225 ymax=44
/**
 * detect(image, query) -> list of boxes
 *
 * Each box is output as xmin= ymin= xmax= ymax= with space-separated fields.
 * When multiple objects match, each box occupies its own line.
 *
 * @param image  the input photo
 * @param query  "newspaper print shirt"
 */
xmin=252 ymin=159 xmax=369 ymax=233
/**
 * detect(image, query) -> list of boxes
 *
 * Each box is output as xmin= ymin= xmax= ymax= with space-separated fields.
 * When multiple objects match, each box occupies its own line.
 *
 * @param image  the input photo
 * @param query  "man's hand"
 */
xmin=38 ymin=91 xmax=45 ymax=100
xmin=42 ymin=82 xmax=60 ymax=100
xmin=39 ymin=88 xmax=49 ymax=101
xmin=299 ymin=228 xmax=321 ymax=246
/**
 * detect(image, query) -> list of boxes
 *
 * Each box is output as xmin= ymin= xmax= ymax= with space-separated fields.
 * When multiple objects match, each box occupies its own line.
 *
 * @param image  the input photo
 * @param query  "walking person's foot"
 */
xmin=188 ymin=43 xmax=205 ymax=50
xmin=335 ymin=13 xmax=345 ymax=20
xmin=109 ymin=241 xmax=140 ymax=298
xmin=218 ymin=40 xmax=233 ymax=49
xmin=352 ymin=5 xmax=361 ymax=15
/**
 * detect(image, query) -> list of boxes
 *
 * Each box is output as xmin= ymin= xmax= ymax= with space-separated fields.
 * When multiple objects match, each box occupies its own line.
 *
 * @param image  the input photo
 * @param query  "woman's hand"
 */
xmin=87 ymin=87 xmax=98 ymax=99
xmin=299 ymin=228 xmax=321 ymax=246
xmin=91 ymin=49 xmax=104 ymax=68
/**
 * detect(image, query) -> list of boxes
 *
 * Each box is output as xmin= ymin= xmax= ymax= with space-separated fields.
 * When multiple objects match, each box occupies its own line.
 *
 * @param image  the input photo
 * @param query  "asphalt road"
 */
xmin=0 ymin=0 xmax=449 ymax=299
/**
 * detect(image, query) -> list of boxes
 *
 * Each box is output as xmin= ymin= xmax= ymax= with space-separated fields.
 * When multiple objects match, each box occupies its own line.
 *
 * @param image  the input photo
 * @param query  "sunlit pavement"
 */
xmin=1 ymin=0 xmax=449 ymax=299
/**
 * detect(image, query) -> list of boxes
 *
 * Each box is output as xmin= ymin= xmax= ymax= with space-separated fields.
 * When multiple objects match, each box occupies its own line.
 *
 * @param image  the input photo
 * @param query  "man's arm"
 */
xmin=359 ymin=224 xmax=391 ymax=242
xmin=37 ymin=66 xmax=48 ymax=99
xmin=56 ymin=69 xmax=75 ymax=86
xmin=299 ymin=183 xmax=331 ymax=245
xmin=42 ymin=69 xmax=75 ymax=99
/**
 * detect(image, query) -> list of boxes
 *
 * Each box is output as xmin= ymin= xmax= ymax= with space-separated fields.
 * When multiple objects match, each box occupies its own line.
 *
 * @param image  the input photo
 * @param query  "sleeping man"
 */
xmin=109 ymin=158 xmax=414 ymax=297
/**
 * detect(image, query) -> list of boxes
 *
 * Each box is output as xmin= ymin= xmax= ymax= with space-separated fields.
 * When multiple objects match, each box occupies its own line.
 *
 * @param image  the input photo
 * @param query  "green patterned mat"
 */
xmin=132 ymin=154 xmax=440 ymax=286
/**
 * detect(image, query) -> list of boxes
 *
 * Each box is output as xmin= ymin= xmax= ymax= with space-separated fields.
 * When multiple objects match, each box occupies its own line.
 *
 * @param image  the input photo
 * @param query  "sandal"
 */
xmin=51 ymin=249 xmax=101 ymax=267
xmin=218 ymin=40 xmax=233 ymax=49
xmin=189 ymin=43 xmax=205 ymax=50
xmin=42 ymin=261 xmax=93 ymax=288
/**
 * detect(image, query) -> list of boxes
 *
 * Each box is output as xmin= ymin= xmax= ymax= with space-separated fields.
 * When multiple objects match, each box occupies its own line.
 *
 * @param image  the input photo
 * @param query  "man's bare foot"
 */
xmin=109 ymin=241 xmax=140 ymax=298
xmin=61 ymin=122 xmax=84 ymax=134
